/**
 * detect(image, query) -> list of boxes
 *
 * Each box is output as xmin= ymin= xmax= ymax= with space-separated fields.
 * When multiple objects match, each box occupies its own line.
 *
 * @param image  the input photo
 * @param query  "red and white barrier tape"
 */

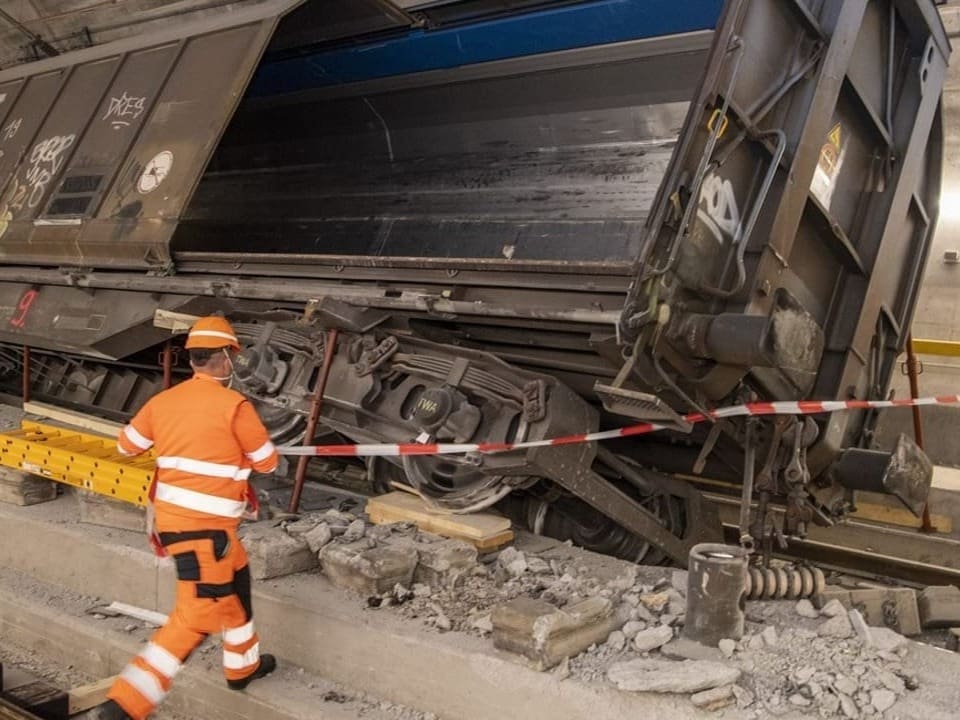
xmin=276 ymin=395 xmax=960 ymax=458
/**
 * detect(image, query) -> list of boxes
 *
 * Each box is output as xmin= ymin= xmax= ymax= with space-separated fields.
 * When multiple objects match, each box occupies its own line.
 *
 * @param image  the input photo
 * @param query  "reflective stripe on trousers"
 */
xmin=107 ymin=529 xmax=261 ymax=720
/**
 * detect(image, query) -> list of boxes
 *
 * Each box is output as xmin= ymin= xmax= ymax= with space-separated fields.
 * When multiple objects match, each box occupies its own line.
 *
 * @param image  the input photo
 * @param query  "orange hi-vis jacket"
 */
xmin=117 ymin=373 xmax=279 ymax=530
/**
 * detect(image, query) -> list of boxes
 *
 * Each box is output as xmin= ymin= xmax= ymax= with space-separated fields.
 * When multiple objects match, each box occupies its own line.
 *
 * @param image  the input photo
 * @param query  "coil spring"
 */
xmin=744 ymin=564 xmax=825 ymax=600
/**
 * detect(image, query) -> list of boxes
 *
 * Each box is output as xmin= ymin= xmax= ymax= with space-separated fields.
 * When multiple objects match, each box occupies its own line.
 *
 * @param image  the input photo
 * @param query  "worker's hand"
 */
xmin=145 ymin=502 xmax=167 ymax=558
xmin=240 ymin=485 xmax=261 ymax=522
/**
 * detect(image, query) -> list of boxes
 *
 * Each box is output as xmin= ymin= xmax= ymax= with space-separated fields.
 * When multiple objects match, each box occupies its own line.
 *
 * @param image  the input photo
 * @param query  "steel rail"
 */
xmin=707 ymin=492 xmax=960 ymax=588
xmin=0 ymin=696 xmax=43 ymax=720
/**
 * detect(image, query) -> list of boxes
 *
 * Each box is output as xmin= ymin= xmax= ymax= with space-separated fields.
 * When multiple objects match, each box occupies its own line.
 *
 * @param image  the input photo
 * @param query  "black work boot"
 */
xmin=227 ymin=654 xmax=277 ymax=690
xmin=91 ymin=700 xmax=133 ymax=720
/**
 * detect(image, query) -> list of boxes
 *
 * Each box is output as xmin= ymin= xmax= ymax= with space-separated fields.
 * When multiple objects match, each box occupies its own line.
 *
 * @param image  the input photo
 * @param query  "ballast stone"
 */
xmin=632 ymin=624 xmax=673 ymax=653
xmin=690 ymin=684 xmax=735 ymax=711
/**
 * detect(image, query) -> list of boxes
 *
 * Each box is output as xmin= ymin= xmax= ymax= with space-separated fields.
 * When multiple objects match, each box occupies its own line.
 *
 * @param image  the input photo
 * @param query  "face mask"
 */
xmin=210 ymin=348 xmax=234 ymax=387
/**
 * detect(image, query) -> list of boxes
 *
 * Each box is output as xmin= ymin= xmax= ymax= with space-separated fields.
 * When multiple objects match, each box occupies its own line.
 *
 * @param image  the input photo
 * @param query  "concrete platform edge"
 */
xmin=0 ymin=585 xmax=362 ymax=720
xmin=0 ymin=501 xmax=716 ymax=720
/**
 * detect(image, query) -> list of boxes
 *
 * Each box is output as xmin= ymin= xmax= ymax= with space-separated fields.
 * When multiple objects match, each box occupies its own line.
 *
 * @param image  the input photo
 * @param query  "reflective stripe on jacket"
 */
xmin=117 ymin=373 xmax=278 ymax=529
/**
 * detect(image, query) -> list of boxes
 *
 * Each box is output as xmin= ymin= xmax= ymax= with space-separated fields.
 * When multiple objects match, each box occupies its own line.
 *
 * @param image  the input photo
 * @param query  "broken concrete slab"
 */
xmin=814 ymin=587 xmax=921 ymax=635
xmin=608 ymin=659 xmax=741 ymax=694
xmin=918 ymin=586 xmax=960 ymax=629
xmin=492 ymin=596 xmax=624 ymax=671
xmin=241 ymin=522 xmax=319 ymax=581
xmin=415 ymin=537 xmax=478 ymax=586
xmin=319 ymin=540 xmax=418 ymax=596
xmin=77 ymin=490 xmax=146 ymax=533
xmin=849 ymin=588 xmax=921 ymax=636
xmin=815 ymin=588 xmax=851 ymax=610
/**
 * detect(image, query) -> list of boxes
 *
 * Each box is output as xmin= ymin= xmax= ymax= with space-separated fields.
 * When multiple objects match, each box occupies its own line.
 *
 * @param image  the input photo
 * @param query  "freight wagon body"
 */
xmin=0 ymin=0 xmax=948 ymax=563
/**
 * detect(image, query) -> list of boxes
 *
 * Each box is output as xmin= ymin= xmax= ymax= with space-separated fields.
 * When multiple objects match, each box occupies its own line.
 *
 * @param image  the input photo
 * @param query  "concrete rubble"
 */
xmin=252 ymin=504 xmax=948 ymax=718
xmin=239 ymin=521 xmax=319 ymax=581
xmin=303 ymin=508 xmax=951 ymax=718
xmin=491 ymin=596 xmax=624 ymax=670
xmin=815 ymin=587 xmax=922 ymax=636
xmin=917 ymin=586 xmax=960 ymax=629
xmin=6 ymin=467 xmax=960 ymax=720
xmin=607 ymin=659 xmax=741 ymax=693
xmin=690 ymin=684 xmax=735 ymax=711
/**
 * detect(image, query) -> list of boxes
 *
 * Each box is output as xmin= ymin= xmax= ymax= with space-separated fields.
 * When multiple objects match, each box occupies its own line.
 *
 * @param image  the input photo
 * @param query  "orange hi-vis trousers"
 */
xmin=107 ymin=527 xmax=261 ymax=720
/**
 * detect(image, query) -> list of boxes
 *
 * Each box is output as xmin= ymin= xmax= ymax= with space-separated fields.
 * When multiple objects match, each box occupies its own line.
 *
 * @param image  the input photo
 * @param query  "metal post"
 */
xmin=21 ymin=346 xmax=29 ymax=404
xmin=288 ymin=328 xmax=339 ymax=514
xmin=682 ymin=543 xmax=748 ymax=647
xmin=161 ymin=340 xmax=173 ymax=389
xmin=905 ymin=335 xmax=934 ymax=533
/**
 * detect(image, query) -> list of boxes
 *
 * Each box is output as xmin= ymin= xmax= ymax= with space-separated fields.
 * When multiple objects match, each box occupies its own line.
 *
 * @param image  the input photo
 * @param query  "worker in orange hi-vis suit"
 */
xmin=96 ymin=316 xmax=279 ymax=720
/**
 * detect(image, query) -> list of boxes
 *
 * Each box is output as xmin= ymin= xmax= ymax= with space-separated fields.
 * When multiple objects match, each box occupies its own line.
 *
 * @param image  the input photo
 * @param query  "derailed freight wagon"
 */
xmin=0 ymin=0 xmax=948 ymax=565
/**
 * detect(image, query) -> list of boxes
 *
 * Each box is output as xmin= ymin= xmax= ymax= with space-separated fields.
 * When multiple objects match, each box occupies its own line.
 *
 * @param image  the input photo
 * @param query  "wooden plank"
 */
xmin=67 ymin=676 xmax=116 ymax=715
xmin=366 ymin=491 xmax=514 ymax=549
xmin=22 ymin=403 xmax=122 ymax=439
xmin=852 ymin=501 xmax=952 ymax=533
xmin=106 ymin=602 xmax=167 ymax=627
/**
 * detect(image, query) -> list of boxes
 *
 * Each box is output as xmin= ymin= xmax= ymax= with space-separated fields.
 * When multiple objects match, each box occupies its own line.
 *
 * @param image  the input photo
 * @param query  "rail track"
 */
xmin=0 ymin=697 xmax=41 ymax=720
xmin=707 ymin=490 xmax=960 ymax=589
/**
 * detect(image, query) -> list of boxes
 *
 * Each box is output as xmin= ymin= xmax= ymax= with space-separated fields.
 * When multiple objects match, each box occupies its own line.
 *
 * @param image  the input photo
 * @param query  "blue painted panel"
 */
xmin=251 ymin=0 xmax=723 ymax=96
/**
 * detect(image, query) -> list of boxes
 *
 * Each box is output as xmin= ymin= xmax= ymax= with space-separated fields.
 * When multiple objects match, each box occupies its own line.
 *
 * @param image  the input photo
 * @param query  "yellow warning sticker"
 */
xmin=811 ymin=122 xmax=845 ymax=208
xmin=827 ymin=122 xmax=841 ymax=148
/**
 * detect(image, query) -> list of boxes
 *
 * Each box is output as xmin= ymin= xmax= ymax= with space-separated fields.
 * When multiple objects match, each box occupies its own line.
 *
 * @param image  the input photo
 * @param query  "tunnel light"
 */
xmin=939 ymin=191 xmax=960 ymax=220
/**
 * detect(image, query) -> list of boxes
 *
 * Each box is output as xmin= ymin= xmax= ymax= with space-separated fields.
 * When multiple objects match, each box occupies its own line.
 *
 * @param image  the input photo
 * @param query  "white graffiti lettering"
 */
xmin=103 ymin=92 xmax=147 ymax=129
xmin=696 ymin=171 xmax=741 ymax=245
xmin=13 ymin=134 xmax=75 ymax=210
xmin=1 ymin=117 xmax=21 ymax=142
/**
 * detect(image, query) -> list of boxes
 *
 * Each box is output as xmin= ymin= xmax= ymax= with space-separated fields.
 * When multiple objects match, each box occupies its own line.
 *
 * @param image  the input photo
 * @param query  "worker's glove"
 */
xmin=240 ymin=485 xmax=260 ymax=522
